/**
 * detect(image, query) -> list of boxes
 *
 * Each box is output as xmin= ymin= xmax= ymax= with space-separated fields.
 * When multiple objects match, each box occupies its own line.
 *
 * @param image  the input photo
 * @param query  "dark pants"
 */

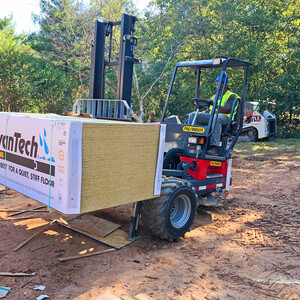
xmin=195 ymin=113 xmax=229 ymax=146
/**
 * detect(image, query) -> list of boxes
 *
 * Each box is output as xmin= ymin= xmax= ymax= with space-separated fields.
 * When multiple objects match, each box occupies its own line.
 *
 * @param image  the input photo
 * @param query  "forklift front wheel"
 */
xmin=141 ymin=178 xmax=197 ymax=242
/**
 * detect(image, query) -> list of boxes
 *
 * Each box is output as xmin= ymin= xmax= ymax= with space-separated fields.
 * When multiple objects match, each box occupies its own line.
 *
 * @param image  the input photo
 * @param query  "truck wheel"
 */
xmin=141 ymin=177 xmax=197 ymax=241
xmin=247 ymin=128 xmax=258 ymax=142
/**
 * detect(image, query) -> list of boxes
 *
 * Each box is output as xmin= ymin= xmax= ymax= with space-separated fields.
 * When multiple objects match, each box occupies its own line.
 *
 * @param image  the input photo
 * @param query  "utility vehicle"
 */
xmin=241 ymin=101 xmax=277 ymax=141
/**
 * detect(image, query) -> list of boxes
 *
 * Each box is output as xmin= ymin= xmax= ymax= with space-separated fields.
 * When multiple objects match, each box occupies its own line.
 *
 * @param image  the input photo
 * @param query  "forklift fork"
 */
xmin=127 ymin=201 xmax=143 ymax=241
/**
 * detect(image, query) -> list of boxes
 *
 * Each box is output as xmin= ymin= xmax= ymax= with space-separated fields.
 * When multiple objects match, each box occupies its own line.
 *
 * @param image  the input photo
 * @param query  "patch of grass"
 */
xmin=234 ymin=138 xmax=300 ymax=160
xmin=252 ymin=145 xmax=276 ymax=151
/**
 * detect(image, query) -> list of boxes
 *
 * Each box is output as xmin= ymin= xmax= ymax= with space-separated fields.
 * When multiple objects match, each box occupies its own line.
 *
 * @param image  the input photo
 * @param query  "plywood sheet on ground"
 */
xmin=64 ymin=214 xmax=121 ymax=237
xmin=56 ymin=219 xmax=132 ymax=249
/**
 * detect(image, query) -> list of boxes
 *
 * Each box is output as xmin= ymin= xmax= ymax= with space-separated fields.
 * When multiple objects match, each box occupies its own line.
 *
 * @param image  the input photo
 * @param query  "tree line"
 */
xmin=0 ymin=0 xmax=299 ymax=136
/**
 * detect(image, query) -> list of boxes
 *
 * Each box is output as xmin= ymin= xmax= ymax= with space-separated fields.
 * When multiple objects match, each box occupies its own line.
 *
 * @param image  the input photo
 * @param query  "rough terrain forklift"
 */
xmin=76 ymin=14 xmax=252 ymax=242
xmin=140 ymin=57 xmax=252 ymax=241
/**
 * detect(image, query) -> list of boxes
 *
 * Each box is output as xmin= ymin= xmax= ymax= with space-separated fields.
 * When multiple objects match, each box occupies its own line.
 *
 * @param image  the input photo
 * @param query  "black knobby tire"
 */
xmin=247 ymin=127 xmax=258 ymax=142
xmin=141 ymin=177 xmax=197 ymax=241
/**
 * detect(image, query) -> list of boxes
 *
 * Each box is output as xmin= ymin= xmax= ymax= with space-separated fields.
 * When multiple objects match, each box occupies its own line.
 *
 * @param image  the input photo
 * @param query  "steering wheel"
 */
xmin=191 ymin=98 xmax=213 ymax=110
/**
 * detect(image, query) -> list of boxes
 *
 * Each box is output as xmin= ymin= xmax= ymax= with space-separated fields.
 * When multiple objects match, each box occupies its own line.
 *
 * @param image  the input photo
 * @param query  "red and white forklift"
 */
xmin=140 ymin=56 xmax=252 ymax=241
xmin=76 ymin=15 xmax=252 ymax=241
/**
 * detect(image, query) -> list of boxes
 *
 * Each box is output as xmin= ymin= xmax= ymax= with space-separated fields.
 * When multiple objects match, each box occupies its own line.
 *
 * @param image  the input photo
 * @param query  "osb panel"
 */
xmin=67 ymin=214 xmax=120 ymax=237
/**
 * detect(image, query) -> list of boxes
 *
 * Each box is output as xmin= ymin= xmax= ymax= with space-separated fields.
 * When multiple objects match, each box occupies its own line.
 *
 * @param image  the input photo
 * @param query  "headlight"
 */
xmin=188 ymin=137 xmax=205 ymax=145
xmin=188 ymin=137 xmax=198 ymax=144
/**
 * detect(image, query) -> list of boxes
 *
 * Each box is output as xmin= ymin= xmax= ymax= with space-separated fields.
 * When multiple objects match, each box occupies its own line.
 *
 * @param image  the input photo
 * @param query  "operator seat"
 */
xmin=163 ymin=115 xmax=182 ymax=124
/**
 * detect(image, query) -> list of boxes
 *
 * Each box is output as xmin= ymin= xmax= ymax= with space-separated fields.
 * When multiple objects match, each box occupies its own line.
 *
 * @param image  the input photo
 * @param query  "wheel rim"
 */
xmin=170 ymin=194 xmax=191 ymax=228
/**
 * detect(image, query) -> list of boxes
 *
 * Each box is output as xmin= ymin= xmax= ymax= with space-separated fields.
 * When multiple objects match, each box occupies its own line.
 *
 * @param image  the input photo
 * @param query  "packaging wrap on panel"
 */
xmin=0 ymin=114 xmax=83 ymax=214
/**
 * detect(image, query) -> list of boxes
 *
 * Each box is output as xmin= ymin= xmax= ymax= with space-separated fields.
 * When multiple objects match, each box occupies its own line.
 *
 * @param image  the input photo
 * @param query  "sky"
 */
xmin=0 ymin=0 xmax=151 ymax=34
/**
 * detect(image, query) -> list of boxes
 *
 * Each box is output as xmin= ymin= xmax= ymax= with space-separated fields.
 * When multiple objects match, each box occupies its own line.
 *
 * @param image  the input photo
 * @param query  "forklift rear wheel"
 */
xmin=141 ymin=178 xmax=197 ymax=241
xmin=247 ymin=128 xmax=258 ymax=142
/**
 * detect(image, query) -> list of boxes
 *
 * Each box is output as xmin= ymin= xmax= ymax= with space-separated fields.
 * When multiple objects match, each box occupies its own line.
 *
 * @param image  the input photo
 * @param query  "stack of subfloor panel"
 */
xmin=0 ymin=113 xmax=165 ymax=214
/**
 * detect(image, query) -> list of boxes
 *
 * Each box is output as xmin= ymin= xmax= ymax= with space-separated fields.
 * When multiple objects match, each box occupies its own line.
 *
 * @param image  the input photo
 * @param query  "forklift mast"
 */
xmin=88 ymin=14 xmax=139 ymax=108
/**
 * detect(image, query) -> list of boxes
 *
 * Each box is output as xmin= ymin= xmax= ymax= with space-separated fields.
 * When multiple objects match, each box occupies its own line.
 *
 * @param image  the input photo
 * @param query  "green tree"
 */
xmin=134 ymin=0 xmax=299 ymax=125
xmin=32 ymin=0 xmax=137 ymax=103
xmin=31 ymin=0 xmax=93 ymax=99
xmin=133 ymin=0 xmax=213 ymax=121
xmin=0 ymin=16 xmax=76 ymax=114
xmin=1 ymin=0 xmax=298 ymax=128
xmin=0 ymin=18 xmax=35 ymax=111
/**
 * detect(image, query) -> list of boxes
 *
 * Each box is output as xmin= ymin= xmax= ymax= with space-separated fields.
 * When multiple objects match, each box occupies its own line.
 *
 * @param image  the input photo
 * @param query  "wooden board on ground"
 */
xmin=56 ymin=218 xmax=133 ymax=249
xmin=63 ymin=214 xmax=121 ymax=237
xmin=68 ymin=227 xmax=131 ymax=249
xmin=59 ymin=248 xmax=116 ymax=262
xmin=0 ymin=272 xmax=36 ymax=277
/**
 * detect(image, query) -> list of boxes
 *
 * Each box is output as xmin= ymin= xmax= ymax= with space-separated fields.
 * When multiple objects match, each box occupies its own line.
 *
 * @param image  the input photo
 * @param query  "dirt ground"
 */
xmin=0 ymin=139 xmax=299 ymax=300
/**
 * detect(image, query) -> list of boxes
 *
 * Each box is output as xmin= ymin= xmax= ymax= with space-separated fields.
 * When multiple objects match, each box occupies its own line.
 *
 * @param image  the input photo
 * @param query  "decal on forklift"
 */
xmin=210 ymin=161 xmax=221 ymax=166
xmin=183 ymin=126 xmax=205 ymax=133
